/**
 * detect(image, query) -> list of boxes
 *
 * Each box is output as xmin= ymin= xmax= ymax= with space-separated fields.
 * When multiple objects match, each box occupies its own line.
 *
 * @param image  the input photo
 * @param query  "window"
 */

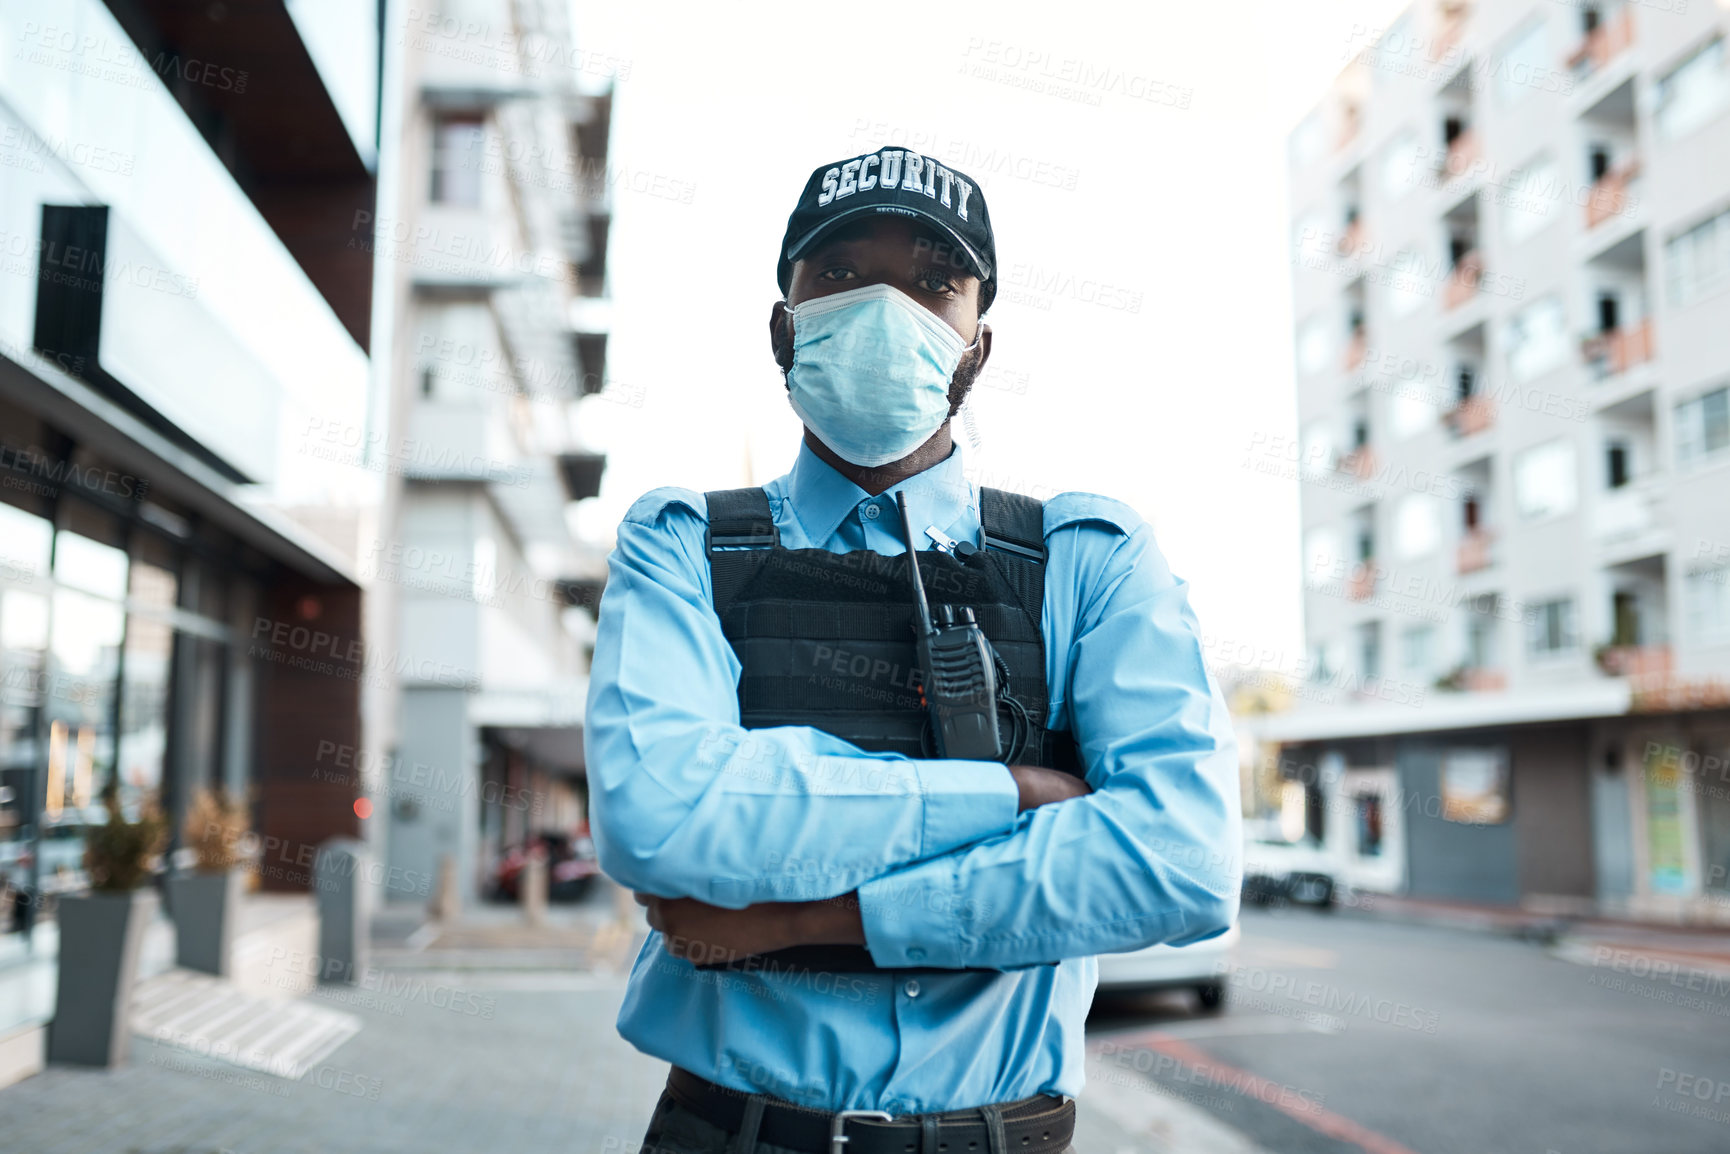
xmin=1495 ymin=20 xmax=1550 ymax=109
xmin=1606 ymin=440 xmax=1631 ymax=489
xmin=1354 ymin=793 xmax=1385 ymax=857
xmin=1381 ymin=130 xmax=1422 ymax=201
xmin=1441 ymin=748 xmax=1509 ymax=823
xmin=1358 ymin=621 xmax=1383 ymax=681
xmin=1394 ymin=493 xmax=1442 ymax=559
xmin=1588 ymin=143 xmax=1611 ymax=183
xmin=1667 ymin=207 xmax=1730 ymax=309
xmin=1354 ymin=516 xmax=1376 ymax=563
xmin=1502 ymin=155 xmax=1561 ymax=244
xmin=1308 ymin=637 xmax=1347 ymax=682
xmin=1528 ymin=597 xmax=1578 ymax=654
xmin=1685 ymin=567 xmax=1730 ymax=645
xmin=431 ymin=113 xmax=486 ymax=206
xmin=1506 ymin=296 xmax=1569 ymax=383
xmin=1466 ymin=611 xmax=1500 ymax=669
xmin=1656 ymin=38 xmax=1729 ymax=142
xmin=1514 ymin=439 xmax=1577 ymax=520
xmin=1676 ymin=386 xmax=1730 ymax=468
xmin=1402 ymin=623 xmax=1435 ymax=675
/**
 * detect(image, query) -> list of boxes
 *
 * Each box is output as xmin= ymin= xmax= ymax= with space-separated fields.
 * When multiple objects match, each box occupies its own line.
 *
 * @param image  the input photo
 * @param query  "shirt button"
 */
xmin=903 ymin=980 xmax=921 ymax=998
xmin=863 ymin=504 xmax=880 ymax=520
xmin=907 ymin=947 xmax=926 ymax=961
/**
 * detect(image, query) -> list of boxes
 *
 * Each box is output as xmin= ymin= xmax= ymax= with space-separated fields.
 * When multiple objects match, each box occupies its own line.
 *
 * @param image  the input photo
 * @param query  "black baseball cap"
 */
xmin=777 ymin=149 xmax=996 ymax=310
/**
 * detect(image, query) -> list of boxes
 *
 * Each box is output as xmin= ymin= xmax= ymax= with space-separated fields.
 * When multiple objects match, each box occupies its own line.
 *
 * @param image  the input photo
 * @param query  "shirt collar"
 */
xmin=784 ymin=440 xmax=975 ymax=546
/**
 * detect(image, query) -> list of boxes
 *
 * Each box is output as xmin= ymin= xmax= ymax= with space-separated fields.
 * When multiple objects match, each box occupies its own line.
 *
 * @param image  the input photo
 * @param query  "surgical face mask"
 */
xmin=784 ymin=283 xmax=981 ymax=468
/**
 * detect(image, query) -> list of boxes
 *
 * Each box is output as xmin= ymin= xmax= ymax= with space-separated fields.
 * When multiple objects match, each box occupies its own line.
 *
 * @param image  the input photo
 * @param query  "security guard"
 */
xmin=585 ymin=149 xmax=1242 ymax=1154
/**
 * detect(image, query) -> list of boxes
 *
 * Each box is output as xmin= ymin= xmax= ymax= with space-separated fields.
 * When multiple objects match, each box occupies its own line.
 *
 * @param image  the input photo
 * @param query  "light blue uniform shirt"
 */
xmin=584 ymin=442 xmax=1241 ymax=1116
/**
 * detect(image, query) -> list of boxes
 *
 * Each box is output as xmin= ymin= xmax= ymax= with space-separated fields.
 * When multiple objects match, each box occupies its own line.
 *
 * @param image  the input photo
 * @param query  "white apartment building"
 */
xmin=1263 ymin=0 xmax=1730 ymax=923
xmin=370 ymin=0 xmax=616 ymax=903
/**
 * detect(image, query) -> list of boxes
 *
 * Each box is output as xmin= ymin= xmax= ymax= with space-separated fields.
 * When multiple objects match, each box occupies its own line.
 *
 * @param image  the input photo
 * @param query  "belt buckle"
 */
xmin=828 ymin=1109 xmax=894 ymax=1154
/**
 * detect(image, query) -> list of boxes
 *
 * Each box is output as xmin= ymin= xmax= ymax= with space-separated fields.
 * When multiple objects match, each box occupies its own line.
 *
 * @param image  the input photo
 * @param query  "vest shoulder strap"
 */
xmin=704 ymin=486 xmax=778 ymax=550
xmin=703 ymin=487 xmax=776 ymax=615
xmin=979 ymin=487 xmax=1047 ymax=563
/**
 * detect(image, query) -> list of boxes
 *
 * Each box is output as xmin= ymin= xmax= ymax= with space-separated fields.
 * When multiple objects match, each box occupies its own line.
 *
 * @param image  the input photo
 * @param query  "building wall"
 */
xmin=1510 ymin=725 xmax=1595 ymax=901
xmin=374 ymin=0 xmax=613 ymax=905
xmin=1283 ymin=0 xmax=1730 ymax=918
xmin=1398 ymin=739 xmax=1522 ymax=904
xmin=389 ymin=687 xmax=475 ymax=902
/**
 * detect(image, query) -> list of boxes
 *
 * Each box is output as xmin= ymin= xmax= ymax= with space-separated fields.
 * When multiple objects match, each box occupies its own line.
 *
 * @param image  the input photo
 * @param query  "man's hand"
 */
xmin=635 ymin=891 xmax=866 ymax=965
xmin=1008 ymin=765 xmax=1093 ymax=812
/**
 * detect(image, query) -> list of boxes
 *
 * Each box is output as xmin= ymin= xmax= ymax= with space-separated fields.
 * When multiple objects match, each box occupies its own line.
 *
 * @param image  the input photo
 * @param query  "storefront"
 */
xmin=0 ymin=385 xmax=363 ymax=934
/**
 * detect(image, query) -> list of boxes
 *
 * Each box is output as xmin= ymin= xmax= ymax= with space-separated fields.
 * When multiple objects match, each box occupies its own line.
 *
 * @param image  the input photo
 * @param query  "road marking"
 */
xmin=1097 ymin=1029 xmax=1424 ymax=1154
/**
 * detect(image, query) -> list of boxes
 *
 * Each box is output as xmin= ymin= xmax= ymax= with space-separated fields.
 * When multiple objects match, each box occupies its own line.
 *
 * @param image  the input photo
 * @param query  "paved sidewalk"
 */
xmin=1335 ymin=890 xmax=1730 ymax=981
xmin=4 ymin=970 xmax=670 ymax=1154
xmin=0 ymin=886 xmax=1251 ymax=1153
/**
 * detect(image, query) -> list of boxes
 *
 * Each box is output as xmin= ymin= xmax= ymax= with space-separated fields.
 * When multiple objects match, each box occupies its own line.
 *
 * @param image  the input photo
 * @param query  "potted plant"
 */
xmin=166 ymin=787 xmax=252 ymax=976
xmin=47 ymin=787 xmax=166 ymax=1067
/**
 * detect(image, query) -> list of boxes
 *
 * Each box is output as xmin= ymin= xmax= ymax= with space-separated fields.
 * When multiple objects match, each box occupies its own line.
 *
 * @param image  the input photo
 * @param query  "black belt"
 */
xmin=666 ymin=1067 xmax=1075 ymax=1154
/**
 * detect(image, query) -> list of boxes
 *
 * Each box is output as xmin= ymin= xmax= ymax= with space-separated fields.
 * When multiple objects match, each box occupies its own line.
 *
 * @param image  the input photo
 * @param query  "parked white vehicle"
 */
xmin=1094 ymin=922 xmax=1240 ymax=1010
xmin=1242 ymin=817 xmax=1339 ymax=908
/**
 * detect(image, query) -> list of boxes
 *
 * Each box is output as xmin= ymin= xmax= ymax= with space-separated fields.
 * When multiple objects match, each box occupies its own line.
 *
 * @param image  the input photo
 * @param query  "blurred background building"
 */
xmin=0 ymin=0 xmax=382 ymax=952
xmin=1261 ymin=0 xmax=1730 ymax=923
xmin=368 ymin=0 xmax=614 ymax=907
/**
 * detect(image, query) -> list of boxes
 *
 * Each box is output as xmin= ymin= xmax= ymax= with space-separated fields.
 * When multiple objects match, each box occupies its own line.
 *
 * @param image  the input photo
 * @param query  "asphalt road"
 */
xmin=1085 ymin=906 xmax=1730 ymax=1154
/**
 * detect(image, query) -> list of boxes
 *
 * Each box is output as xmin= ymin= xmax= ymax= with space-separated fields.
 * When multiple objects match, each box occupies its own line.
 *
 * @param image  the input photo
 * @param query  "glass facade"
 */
xmin=0 ymin=403 xmax=262 ymax=932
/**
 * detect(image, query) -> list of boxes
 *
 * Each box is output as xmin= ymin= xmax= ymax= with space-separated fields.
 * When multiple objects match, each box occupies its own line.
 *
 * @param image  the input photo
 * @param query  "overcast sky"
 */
xmin=568 ymin=0 xmax=1409 ymax=668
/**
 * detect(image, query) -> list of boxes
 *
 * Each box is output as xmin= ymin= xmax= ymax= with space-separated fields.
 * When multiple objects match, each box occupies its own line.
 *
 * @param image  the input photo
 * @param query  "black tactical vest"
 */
xmin=699 ymin=484 xmax=1081 ymax=974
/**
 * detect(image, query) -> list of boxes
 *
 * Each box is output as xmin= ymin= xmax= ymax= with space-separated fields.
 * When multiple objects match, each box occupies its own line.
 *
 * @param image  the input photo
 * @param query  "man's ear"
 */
xmin=769 ymin=300 xmax=794 ymax=375
xmin=975 ymin=320 xmax=992 ymax=374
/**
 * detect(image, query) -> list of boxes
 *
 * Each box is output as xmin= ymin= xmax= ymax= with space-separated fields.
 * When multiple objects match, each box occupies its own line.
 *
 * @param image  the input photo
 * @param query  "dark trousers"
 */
xmin=636 ymin=1083 xmax=1078 ymax=1154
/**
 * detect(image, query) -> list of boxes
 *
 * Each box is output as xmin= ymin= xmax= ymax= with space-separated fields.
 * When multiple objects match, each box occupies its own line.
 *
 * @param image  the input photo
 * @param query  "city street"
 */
xmin=6 ymin=894 xmax=1729 ymax=1152
xmin=1090 ymin=906 xmax=1730 ymax=1153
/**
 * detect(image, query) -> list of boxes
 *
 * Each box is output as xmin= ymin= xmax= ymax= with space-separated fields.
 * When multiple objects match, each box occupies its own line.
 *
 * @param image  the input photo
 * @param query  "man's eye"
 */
xmin=819 ymin=267 xmax=856 ymax=281
xmin=917 ymin=270 xmax=957 ymax=294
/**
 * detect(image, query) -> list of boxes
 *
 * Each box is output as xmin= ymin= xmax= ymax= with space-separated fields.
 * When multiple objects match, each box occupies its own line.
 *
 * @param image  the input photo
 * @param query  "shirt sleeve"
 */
xmin=854 ymin=519 xmax=1243 ymax=969
xmin=583 ymin=488 xmax=1021 ymax=907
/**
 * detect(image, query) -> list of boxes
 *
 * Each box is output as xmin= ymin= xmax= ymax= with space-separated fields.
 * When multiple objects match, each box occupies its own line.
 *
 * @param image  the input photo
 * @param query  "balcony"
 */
xmin=1444 ymin=395 xmax=1496 ymax=437
xmin=1336 ymin=103 xmax=1362 ymax=153
xmin=1444 ymin=252 xmax=1483 ymax=310
xmin=1593 ymin=476 xmax=1667 ymax=549
xmin=1462 ymin=668 xmax=1507 ymax=692
xmin=1595 ymin=643 xmax=1673 ymax=680
xmin=1581 ymin=319 xmax=1654 ymax=380
xmin=1429 ymin=3 xmax=1470 ymax=63
xmin=1344 ymin=329 xmax=1368 ymax=372
xmin=1347 ymin=562 xmax=1378 ymax=602
xmin=1585 ymin=160 xmax=1640 ymax=230
xmin=1436 ymin=665 xmax=1508 ymax=692
xmin=1335 ymin=217 xmax=1366 ymax=257
xmin=1336 ymin=446 xmax=1378 ymax=480
xmin=1457 ymin=527 xmax=1495 ymax=574
xmin=1568 ymin=6 xmax=1635 ymax=78
xmin=1440 ymin=129 xmax=1481 ymax=182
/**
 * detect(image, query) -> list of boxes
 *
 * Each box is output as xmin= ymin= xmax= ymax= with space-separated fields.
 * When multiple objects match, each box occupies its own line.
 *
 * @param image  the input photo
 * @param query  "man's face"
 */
xmin=770 ymin=216 xmax=991 ymax=417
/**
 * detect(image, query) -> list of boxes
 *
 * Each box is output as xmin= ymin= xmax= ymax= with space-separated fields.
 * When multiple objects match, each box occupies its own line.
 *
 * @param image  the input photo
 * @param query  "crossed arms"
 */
xmin=582 ymin=493 xmax=1242 ymax=971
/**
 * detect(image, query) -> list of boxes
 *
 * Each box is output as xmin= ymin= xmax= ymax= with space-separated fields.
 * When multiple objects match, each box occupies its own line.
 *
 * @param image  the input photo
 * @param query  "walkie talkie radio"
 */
xmin=896 ymin=492 xmax=1002 ymax=761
